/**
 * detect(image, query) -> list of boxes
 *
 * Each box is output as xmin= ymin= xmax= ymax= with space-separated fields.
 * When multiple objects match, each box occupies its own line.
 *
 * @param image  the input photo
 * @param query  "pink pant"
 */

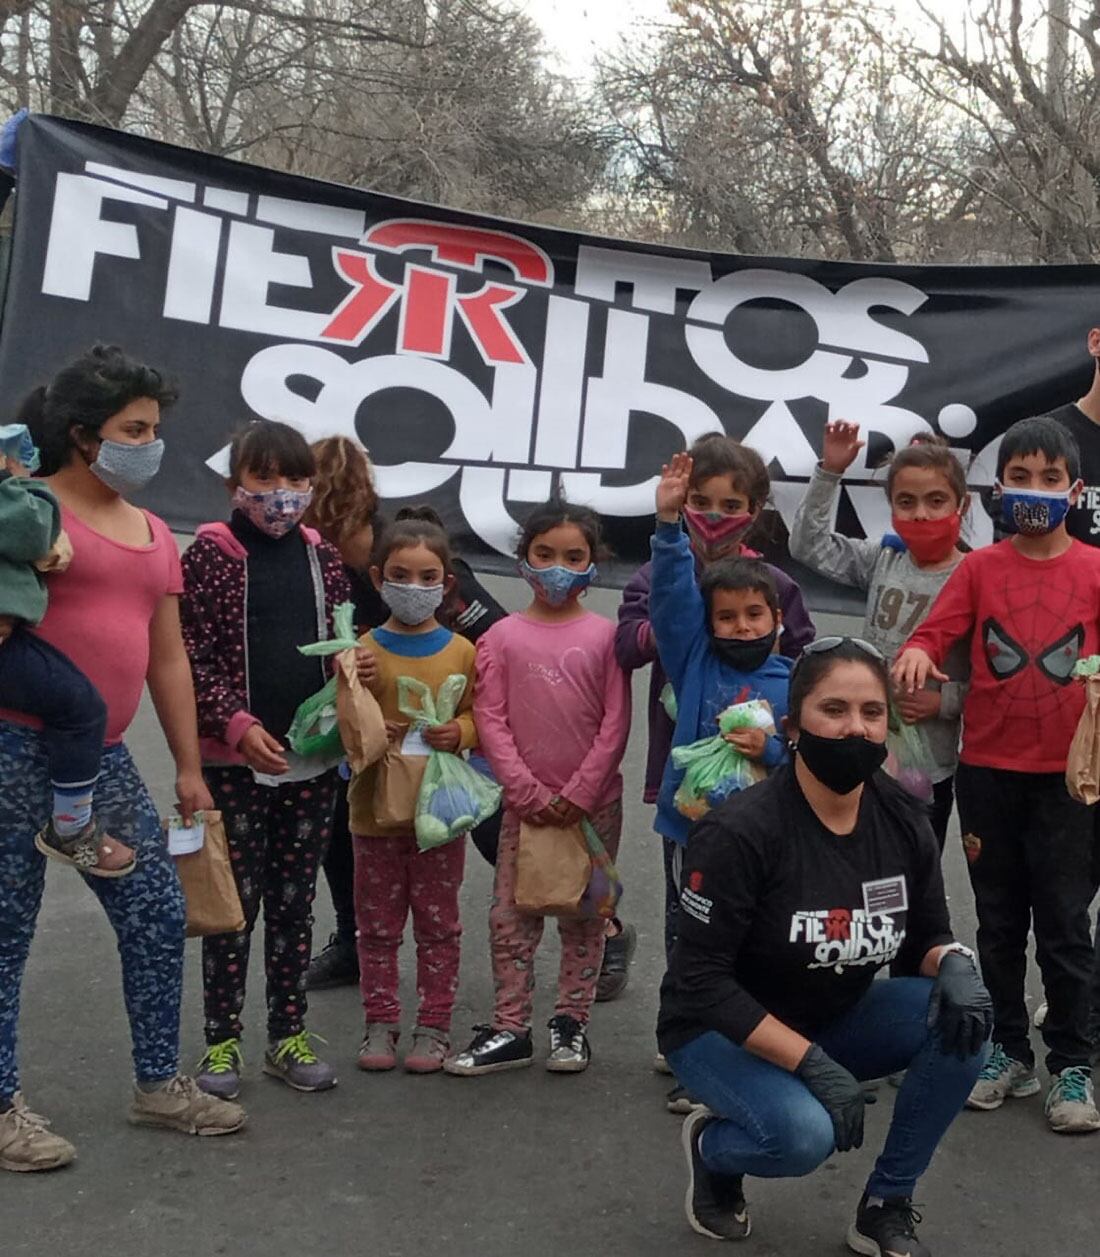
xmin=490 ymin=800 xmax=622 ymax=1034
xmin=353 ymin=833 xmax=466 ymax=1031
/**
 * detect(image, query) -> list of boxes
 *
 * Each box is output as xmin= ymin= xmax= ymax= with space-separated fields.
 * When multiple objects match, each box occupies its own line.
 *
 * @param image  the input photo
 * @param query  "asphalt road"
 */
xmin=2 ymin=578 xmax=1098 ymax=1256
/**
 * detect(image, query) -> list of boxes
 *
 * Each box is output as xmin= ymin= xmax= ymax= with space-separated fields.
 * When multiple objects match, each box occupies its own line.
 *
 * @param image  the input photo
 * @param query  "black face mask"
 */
xmin=794 ymin=728 xmax=887 ymax=796
xmin=711 ymin=628 xmax=778 ymax=673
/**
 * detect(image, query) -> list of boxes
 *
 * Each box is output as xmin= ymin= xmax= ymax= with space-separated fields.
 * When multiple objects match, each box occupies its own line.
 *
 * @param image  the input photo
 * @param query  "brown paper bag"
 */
xmin=1066 ymin=674 xmax=1100 ymax=804
xmin=335 ymin=648 xmax=388 ymax=773
xmin=514 ymin=820 xmax=591 ymax=916
xmin=374 ymin=748 xmax=428 ymax=826
xmin=173 ymin=811 xmax=246 ymax=938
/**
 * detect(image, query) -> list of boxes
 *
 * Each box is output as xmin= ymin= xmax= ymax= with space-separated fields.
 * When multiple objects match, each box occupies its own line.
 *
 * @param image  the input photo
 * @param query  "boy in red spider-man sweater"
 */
xmin=896 ymin=416 xmax=1100 ymax=1135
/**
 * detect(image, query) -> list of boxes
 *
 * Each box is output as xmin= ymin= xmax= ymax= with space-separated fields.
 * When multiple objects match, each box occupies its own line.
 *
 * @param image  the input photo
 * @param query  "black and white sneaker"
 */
xmin=667 ymin=1083 xmax=706 ymax=1115
xmin=681 ymin=1107 xmax=751 ymax=1241
xmin=546 ymin=1014 xmax=591 ymax=1073
xmin=443 ymin=1025 xmax=533 ymax=1076
xmin=847 ymin=1193 xmax=930 ymax=1257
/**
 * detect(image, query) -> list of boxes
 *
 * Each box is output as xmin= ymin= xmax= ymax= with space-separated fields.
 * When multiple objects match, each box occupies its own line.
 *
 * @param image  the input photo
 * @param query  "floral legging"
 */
xmin=0 ymin=722 xmax=186 ymax=1100
xmin=202 ymin=766 xmax=337 ymax=1046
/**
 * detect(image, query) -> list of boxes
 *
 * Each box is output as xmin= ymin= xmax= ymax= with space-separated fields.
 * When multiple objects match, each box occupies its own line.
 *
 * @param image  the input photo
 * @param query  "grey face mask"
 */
xmin=89 ymin=437 xmax=165 ymax=495
xmin=380 ymin=580 xmax=445 ymax=626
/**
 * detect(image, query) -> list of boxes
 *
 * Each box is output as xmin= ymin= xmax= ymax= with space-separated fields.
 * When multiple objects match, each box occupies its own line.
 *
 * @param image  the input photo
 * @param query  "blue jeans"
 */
xmin=0 ymin=722 xmax=186 ymax=1099
xmin=668 ymin=978 xmax=986 ymax=1199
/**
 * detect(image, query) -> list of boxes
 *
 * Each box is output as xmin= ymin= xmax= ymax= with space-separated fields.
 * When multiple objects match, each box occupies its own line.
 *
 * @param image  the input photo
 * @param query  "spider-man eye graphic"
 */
xmin=1037 ymin=625 xmax=1085 ymax=685
xmin=983 ymin=620 xmax=1027 ymax=680
xmin=982 ymin=617 xmax=1084 ymax=687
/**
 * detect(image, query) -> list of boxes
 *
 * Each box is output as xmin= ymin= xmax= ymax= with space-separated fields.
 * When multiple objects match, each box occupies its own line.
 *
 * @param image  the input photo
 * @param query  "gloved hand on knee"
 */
xmin=927 ymin=948 xmax=993 ymax=1060
xmin=796 ymin=1043 xmax=864 ymax=1152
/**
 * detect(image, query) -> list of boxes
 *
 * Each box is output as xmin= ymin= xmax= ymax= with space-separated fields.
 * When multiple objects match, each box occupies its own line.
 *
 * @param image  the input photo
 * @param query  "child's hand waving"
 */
xmin=821 ymin=421 xmax=865 ymax=475
xmin=656 ymin=452 xmax=693 ymax=523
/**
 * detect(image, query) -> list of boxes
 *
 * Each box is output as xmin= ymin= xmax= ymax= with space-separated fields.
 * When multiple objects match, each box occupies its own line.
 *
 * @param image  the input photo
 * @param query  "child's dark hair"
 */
xmin=688 ymin=432 xmax=771 ymax=510
xmin=788 ymin=640 xmax=890 ymax=728
xmin=514 ymin=497 xmax=610 ymax=563
xmin=996 ymin=415 xmax=1082 ymax=483
xmin=372 ymin=514 xmax=454 ymax=574
xmin=228 ymin=419 xmax=315 ymax=486
xmin=700 ymin=557 xmax=778 ymax=618
xmin=885 ymin=433 xmax=968 ymax=505
xmin=19 ymin=344 xmax=177 ymax=476
xmin=396 ymin=504 xmax=444 ymax=528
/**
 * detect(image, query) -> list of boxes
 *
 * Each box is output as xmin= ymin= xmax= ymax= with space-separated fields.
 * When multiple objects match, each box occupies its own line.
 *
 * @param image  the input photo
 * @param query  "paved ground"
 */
xmin=2 ymin=579 xmax=1098 ymax=1256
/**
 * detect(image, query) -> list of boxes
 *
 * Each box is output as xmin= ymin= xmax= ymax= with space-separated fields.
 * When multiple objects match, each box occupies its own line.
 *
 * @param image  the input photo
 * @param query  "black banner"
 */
xmin=1 ymin=115 xmax=1098 ymax=608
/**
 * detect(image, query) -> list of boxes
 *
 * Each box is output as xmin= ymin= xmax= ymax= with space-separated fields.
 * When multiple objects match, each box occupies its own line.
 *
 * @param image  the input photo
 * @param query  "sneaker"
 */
xmin=847 ymin=1193 xmax=928 ymax=1257
xmin=1045 ymin=1066 xmax=1100 ymax=1134
xmin=965 ymin=1043 xmax=1040 ymax=1110
xmin=128 ymin=1074 xmax=246 ymax=1136
xmin=404 ymin=1025 xmax=450 ymax=1074
xmin=668 ymin=1083 xmax=705 ymax=1115
xmin=0 ymin=1094 xmax=76 ymax=1172
xmin=305 ymin=932 xmax=359 ymax=991
xmin=196 ymin=1038 xmax=244 ymax=1100
xmin=653 ymin=1052 xmax=674 ymax=1076
xmin=1033 ymin=1001 xmax=1048 ymax=1029
xmin=357 ymin=1022 xmax=400 ymax=1072
xmin=443 ymin=1025 xmax=533 ymax=1076
xmin=596 ymin=920 xmax=637 ymax=1002
xmin=681 ymin=1107 xmax=751 ymax=1241
xmin=264 ymin=1031 xmax=337 ymax=1092
xmin=546 ymin=1014 xmax=591 ymax=1073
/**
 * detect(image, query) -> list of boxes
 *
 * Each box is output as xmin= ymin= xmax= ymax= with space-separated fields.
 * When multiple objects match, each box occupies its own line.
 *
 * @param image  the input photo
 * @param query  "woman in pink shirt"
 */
xmin=0 ymin=346 xmax=245 ymax=1176
xmin=445 ymin=500 xmax=631 ymax=1078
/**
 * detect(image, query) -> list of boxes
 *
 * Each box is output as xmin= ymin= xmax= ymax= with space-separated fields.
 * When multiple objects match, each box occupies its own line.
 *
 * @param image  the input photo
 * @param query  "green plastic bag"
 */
xmin=286 ymin=602 xmax=361 ymax=759
xmin=397 ymin=675 xmax=503 ymax=850
xmin=671 ymin=699 xmax=774 ymax=820
xmin=885 ymin=716 xmax=937 ymax=804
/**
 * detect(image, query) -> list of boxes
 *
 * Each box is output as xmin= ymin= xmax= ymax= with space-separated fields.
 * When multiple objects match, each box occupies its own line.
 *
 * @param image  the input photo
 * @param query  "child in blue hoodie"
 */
xmin=651 ymin=451 xmax=793 ymax=852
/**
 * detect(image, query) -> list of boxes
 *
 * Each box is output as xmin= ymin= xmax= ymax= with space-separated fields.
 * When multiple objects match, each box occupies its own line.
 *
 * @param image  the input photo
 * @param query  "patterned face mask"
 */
xmin=89 ymin=438 xmax=164 ymax=495
xmin=518 ymin=560 xmax=596 ymax=606
xmin=995 ymin=481 xmax=1080 ymax=537
xmin=232 ymin=486 xmax=313 ymax=538
xmin=380 ymin=580 xmax=445 ymax=626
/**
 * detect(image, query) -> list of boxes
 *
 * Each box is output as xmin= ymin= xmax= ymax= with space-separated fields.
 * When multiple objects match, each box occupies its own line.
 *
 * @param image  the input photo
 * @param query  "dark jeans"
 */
xmin=955 ymin=764 xmax=1094 ymax=1073
xmin=928 ymin=775 xmax=954 ymax=852
xmin=0 ymin=627 xmax=106 ymax=787
xmin=668 ymin=978 xmax=985 ymax=1199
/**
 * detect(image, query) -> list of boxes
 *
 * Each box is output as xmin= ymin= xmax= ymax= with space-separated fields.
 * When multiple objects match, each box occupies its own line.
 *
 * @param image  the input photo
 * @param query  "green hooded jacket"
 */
xmin=0 ymin=473 xmax=60 ymax=625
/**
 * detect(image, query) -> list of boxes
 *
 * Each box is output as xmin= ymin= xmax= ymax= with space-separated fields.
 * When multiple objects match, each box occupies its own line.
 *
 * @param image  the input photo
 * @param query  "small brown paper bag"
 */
xmin=173 ymin=810 xmax=246 ymax=938
xmin=1066 ymin=674 xmax=1100 ymax=804
xmin=374 ymin=748 xmax=428 ymax=826
xmin=514 ymin=820 xmax=591 ymax=916
xmin=335 ymin=648 xmax=388 ymax=773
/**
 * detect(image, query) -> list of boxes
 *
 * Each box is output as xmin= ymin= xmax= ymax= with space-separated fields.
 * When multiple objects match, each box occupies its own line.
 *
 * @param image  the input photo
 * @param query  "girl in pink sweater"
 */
xmin=445 ymin=501 xmax=631 ymax=1077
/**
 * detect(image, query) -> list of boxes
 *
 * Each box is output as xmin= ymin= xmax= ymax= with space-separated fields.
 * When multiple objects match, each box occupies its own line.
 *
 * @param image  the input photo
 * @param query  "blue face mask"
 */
xmin=996 ymin=480 xmax=1079 ymax=536
xmin=519 ymin=560 xmax=596 ymax=607
xmin=0 ymin=423 xmax=40 ymax=474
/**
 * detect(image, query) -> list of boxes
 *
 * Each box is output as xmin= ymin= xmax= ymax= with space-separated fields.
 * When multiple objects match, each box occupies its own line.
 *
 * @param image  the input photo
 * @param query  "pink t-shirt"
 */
xmin=473 ymin=610 xmax=632 ymax=816
xmin=2 ymin=507 xmax=183 ymax=743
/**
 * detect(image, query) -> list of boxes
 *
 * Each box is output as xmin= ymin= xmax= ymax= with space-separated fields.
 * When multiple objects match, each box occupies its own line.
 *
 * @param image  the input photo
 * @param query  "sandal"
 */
xmin=34 ymin=818 xmax=136 ymax=879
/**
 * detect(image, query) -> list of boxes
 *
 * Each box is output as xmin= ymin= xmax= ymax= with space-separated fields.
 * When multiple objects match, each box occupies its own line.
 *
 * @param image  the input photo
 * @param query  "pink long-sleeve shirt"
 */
xmin=474 ymin=610 xmax=632 ymax=816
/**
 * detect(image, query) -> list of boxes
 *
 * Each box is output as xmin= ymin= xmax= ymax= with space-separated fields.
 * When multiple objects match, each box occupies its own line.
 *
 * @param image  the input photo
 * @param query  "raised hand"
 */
xmin=821 ymin=420 xmax=865 ymax=475
xmin=656 ymin=452 xmax=693 ymax=522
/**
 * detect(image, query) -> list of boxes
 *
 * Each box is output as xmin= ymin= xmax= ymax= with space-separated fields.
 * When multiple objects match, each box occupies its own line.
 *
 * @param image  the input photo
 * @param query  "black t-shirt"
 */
xmin=450 ymin=557 xmax=507 ymax=643
xmin=657 ymin=763 xmax=953 ymax=1055
xmin=1050 ymin=403 xmax=1100 ymax=547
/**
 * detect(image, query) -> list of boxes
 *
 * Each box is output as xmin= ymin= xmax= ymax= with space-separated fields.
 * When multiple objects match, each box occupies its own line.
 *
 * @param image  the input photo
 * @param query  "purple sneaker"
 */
xmin=196 ymin=1039 xmax=243 ymax=1100
xmin=263 ymin=1032 xmax=337 ymax=1092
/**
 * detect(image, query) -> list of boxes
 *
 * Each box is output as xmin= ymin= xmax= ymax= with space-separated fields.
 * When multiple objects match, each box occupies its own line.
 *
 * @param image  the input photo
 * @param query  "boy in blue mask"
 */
xmin=0 ymin=424 xmax=134 ymax=876
xmin=895 ymin=416 xmax=1100 ymax=1134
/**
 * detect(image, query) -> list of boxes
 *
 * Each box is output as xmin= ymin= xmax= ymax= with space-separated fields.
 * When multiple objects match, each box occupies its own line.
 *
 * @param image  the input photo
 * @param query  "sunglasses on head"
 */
xmin=791 ymin=636 xmax=885 ymax=682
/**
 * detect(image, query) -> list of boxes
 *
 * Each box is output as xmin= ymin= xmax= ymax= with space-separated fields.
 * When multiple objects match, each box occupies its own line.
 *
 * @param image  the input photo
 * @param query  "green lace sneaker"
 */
xmin=263 ymin=1031 xmax=337 ymax=1093
xmin=196 ymin=1039 xmax=244 ymax=1100
xmin=1045 ymin=1066 xmax=1100 ymax=1134
xmin=965 ymin=1043 xmax=1039 ymax=1111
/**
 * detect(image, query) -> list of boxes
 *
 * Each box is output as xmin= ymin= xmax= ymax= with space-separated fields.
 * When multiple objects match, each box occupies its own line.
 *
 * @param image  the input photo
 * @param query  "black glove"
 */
xmin=927 ymin=949 xmax=993 ymax=1059
xmin=795 ymin=1043 xmax=864 ymax=1152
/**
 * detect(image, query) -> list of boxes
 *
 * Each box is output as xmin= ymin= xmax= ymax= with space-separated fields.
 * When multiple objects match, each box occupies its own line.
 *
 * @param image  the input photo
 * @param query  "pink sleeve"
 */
xmin=562 ymin=630 xmax=632 ymax=813
xmin=473 ymin=631 xmax=554 ymax=816
xmin=150 ymin=513 xmax=184 ymax=595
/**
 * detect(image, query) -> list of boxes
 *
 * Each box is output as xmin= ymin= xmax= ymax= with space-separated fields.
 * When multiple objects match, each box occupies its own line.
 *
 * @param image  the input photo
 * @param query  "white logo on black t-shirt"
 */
xmin=789 ymin=908 xmax=905 ymax=973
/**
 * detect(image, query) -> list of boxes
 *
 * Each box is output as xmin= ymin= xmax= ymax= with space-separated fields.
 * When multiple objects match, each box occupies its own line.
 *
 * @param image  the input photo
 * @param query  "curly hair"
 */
xmin=302 ymin=436 xmax=379 ymax=547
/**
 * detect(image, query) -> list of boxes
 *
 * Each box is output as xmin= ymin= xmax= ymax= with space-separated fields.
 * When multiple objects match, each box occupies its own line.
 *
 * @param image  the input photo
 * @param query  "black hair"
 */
xmin=395 ymin=504 xmax=444 ymax=528
xmin=688 ymin=432 xmax=771 ymax=510
xmin=788 ymin=640 xmax=890 ymax=728
xmin=228 ymin=419 xmax=315 ymax=486
xmin=372 ymin=515 xmax=454 ymax=575
xmin=885 ymin=433 xmax=969 ymax=505
xmin=700 ymin=557 xmax=778 ymax=618
xmin=19 ymin=344 xmax=177 ymax=475
xmin=996 ymin=415 xmax=1082 ymax=484
xmin=514 ymin=496 xmax=610 ymax=564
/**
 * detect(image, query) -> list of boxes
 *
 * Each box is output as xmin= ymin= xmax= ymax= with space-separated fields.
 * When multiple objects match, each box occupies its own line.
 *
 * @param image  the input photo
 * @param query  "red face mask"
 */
xmin=683 ymin=508 xmax=755 ymax=563
xmin=891 ymin=512 xmax=962 ymax=564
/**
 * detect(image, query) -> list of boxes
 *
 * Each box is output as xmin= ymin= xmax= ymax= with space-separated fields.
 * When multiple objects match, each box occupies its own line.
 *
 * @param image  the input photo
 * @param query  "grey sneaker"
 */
xmin=129 ymin=1074 xmax=246 ymax=1136
xmin=1045 ymin=1067 xmax=1100 ymax=1134
xmin=0 ymin=1094 xmax=76 ymax=1172
xmin=196 ymin=1038 xmax=243 ymax=1100
xmin=546 ymin=1014 xmax=590 ymax=1073
xmin=965 ymin=1044 xmax=1040 ymax=1110
xmin=263 ymin=1031 xmax=337 ymax=1092
xmin=357 ymin=1022 xmax=400 ymax=1072
xmin=404 ymin=1025 xmax=450 ymax=1074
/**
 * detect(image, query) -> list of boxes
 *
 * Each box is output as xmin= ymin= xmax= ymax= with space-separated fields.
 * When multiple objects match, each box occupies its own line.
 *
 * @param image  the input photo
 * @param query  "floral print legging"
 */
xmin=0 ymin=722 xmax=186 ymax=1100
xmin=202 ymin=766 xmax=337 ymax=1046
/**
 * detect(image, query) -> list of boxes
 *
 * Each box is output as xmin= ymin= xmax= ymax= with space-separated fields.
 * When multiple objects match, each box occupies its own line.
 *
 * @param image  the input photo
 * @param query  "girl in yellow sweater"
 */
xmin=349 ymin=516 xmax=477 ymax=1074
